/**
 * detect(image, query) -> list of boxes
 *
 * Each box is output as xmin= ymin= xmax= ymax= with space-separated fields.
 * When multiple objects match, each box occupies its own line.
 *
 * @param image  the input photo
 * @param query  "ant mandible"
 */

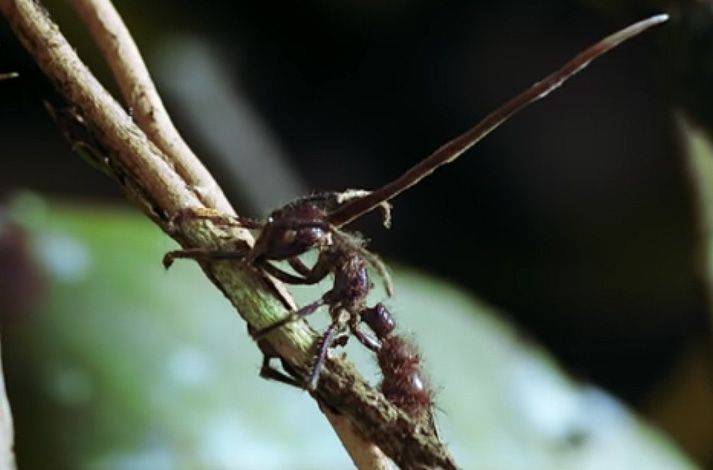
xmin=163 ymin=15 xmax=667 ymax=390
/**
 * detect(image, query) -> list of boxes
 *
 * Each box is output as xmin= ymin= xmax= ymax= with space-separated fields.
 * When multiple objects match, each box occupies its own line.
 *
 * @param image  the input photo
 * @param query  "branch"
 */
xmin=70 ymin=0 xmax=234 ymax=215
xmin=0 ymin=0 xmax=455 ymax=468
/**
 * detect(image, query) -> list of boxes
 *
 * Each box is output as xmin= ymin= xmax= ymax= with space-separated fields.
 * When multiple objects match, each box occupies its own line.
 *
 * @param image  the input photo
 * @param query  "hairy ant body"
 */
xmin=165 ymin=191 xmax=394 ymax=390
xmin=164 ymin=16 xmax=667 ymax=391
xmin=363 ymin=304 xmax=433 ymax=419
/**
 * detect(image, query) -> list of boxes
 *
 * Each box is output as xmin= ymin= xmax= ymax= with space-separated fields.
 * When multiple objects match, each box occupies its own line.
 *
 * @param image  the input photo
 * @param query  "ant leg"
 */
xmin=259 ymin=356 xmax=305 ymax=389
xmin=288 ymin=257 xmax=312 ymax=277
xmin=289 ymin=253 xmax=332 ymax=282
xmin=261 ymin=262 xmax=313 ymax=285
xmin=307 ymin=320 xmax=341 ymax=391
xmin=252 ymin=297 xmax=327 ymax=340
xmin=260 ymin=256 xmax=331 ymax=286
xmin=349 ymin=315 xmax=381 ymax=352
xmin=245 ymin=219 xmax=333 ymax=265
xmin=163 ymin=248 xmax=248 ymax=269
xmin=259 ymin=254 xmax=332 ymax=286
xmin=251 ymin=325 xmax=307 ymax=388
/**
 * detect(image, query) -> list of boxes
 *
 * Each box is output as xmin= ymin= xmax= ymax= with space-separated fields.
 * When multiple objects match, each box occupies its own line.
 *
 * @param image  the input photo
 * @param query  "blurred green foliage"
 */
xmin=0 ymin=194 xmax=695 ymax=469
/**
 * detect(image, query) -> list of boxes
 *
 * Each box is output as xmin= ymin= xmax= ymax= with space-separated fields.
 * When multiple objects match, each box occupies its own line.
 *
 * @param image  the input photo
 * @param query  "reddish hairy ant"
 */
xmin=163 ymin=15 xmax=668 ymax=390
xmin=255 ymin=300 xmax=435 ymax=423
xmin=379 ymin=335 xmax=433 ymax=420
xmin=363 ymin=303 xmax=434 ymax=420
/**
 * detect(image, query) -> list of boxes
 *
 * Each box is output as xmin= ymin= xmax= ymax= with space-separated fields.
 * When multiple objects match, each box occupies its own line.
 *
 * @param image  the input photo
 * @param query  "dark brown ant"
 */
xmin=164 ymin=190 xmax=394 ymax=390
xmin=163 ymin=15 xmax=668 ymax=390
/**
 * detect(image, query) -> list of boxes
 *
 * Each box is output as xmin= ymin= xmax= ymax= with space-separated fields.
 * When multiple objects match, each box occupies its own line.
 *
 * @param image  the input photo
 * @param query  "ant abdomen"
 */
xmin=361 ymin=302 xmax=433 ymax=417
xmin=377 ymin=333 xmax=433 ymax=418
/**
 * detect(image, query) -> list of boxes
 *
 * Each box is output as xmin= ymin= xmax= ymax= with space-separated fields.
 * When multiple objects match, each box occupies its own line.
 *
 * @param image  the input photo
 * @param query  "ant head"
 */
xmin=362 ymin=302 xmax=396 ymax=340
xmin=270 ymin=199 xmax=326 ymax=222
xmin=257 ymin=222 xmax=332 ymax=261
xmin=252 ymin=201 xmax=333 ymax=261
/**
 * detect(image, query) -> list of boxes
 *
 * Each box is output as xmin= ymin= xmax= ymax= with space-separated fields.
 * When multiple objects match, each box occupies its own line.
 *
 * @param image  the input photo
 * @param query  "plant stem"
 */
xmin=0 ymin=0 xmax=456 ymax=467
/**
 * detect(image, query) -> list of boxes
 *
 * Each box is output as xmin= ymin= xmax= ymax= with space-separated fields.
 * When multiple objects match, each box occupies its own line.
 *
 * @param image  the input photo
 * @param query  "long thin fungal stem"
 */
xmin=327 ymin=13 xmax=669 ymax=228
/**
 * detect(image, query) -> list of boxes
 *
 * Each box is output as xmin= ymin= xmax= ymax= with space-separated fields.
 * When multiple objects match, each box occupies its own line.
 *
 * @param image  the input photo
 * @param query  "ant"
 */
xmin=163 ymin=15 xmax=667 ymax=390
xmin=164 ymin=190 xmax=394 ymax=390
xmin=255 ymin=299 xmax=434 ymax=424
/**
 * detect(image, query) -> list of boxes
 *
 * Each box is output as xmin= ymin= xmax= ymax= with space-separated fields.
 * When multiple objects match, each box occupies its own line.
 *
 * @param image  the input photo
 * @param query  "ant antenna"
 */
xmin=327 ymin=14 xmax=669 ymax=228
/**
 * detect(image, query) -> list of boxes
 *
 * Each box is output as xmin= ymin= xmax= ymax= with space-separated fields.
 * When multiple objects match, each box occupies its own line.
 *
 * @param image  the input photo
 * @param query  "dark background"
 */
xmin=1 ymin=0 xmax=711 ymax=464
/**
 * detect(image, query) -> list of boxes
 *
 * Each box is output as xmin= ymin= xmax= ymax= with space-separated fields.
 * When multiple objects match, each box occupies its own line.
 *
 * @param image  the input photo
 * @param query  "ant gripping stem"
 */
xmin=326 ymin=14 xmax=669 ymax=228
xmin=164 ymin=192 xmax=397 ymax=391
xmin=258 ymin=300 xmax=436 ymax=421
